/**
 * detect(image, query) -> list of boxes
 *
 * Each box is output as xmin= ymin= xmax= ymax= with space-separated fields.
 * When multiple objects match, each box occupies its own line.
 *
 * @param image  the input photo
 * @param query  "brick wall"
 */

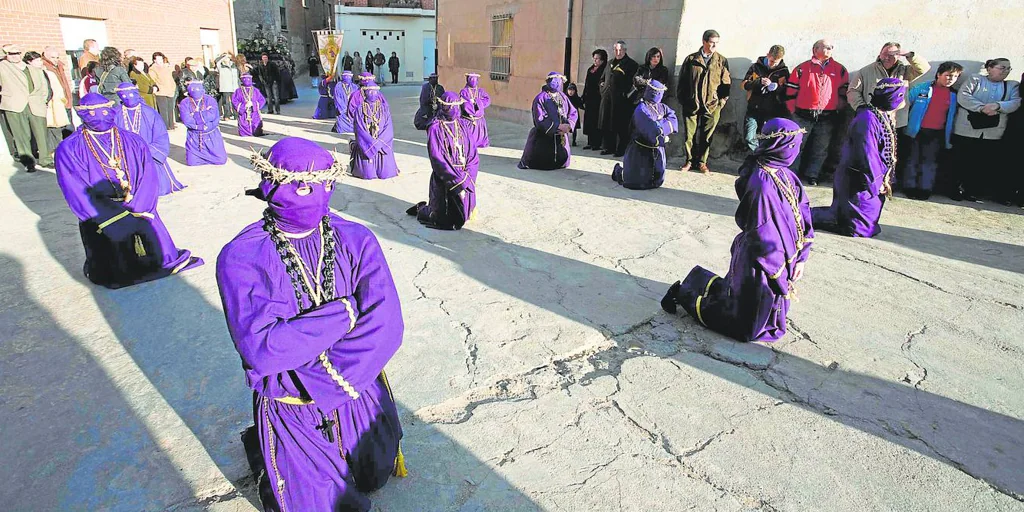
xmin=0 ymin=0 xmax=234 ymax=67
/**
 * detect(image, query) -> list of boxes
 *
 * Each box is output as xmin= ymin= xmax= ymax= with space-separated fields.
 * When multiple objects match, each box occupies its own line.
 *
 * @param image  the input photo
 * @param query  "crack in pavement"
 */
xmin=901 ymin=325 xmax=929 ymax=389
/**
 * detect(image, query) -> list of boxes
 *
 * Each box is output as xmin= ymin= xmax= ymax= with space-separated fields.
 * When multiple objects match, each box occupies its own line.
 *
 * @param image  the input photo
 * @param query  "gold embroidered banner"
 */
xmin=313 ymin=30 xmax=344 ymax=79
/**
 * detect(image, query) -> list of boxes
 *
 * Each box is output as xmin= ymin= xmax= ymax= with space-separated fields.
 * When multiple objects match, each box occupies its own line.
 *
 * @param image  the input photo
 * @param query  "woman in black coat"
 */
xmin=632 ymin=47 xmax=670 ymax=104
xmin=581 ymin=49 xmax=608 ymax=150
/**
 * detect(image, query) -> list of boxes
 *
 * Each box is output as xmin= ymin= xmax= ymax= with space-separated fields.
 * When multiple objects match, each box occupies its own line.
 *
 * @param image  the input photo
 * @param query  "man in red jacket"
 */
xmin=785 ymin=39 xmax=849 ymax=185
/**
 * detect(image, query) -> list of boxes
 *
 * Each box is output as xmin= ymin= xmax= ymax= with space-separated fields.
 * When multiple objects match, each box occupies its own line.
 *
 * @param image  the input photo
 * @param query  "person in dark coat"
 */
xmin=581 ymin=49 xmax=607 ymax=150
xmin=254 ymin=54 xmax=281 ymax=114
xmin=599 ymin=41 xmax=639 ymax=157
xmin=388 ymin=52 xmax=400 ymax=84
xmin=632 ymin=47 xmax=670 ymax=105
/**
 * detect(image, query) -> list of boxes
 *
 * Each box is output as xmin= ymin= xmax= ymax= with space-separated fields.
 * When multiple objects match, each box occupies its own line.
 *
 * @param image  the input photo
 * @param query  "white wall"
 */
xmin=335 ymin=9 xmax=436 ymax=82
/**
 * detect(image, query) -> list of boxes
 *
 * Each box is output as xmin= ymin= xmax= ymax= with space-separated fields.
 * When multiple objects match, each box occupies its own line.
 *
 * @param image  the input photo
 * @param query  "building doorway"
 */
xmin=422 ymin=31 xmax=436 ymax=78
xmin=200 ymin=28 xmax=221 ymax=68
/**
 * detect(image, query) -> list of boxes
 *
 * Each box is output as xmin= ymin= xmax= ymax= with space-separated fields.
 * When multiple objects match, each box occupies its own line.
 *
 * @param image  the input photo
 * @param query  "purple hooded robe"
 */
xmin=347 ymin=80 xmax=399 ymax=180
xmin=460 ymin=74 xmax=491 ymax=148
xmin=662 ymin=118 xmax=814 ymax=342
xmin=811 ymin=78 xmax=906 ymax=238
xmin=231 ymin=74 xmax=267 ymax=137
xmin=333 ymin=72 xmax=357 ymax=134
xmin=55 ymin=93 xmax=203 ymax=289
xmin=518 ymin=72 xmax=579 ymax=171
xmin=414 ymin=75 xmax=444 ymax=130
xmin=216 ymin=137 xmax=405 ymax=512
xmin=178 ymin=81 xmax=228 ymax=166
xmin=114 ymin=82 xmax=186 ymax=195
xmin=407 ymin=91 xmax=480 ymax=230
xmin=314 ymin=76 xmax=338 ymax=120
xmin=611 ymin=80 xmax=679 ymax=190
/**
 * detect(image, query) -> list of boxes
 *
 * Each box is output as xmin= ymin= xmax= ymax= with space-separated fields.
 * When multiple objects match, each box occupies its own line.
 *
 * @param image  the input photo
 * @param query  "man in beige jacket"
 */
xmin=0 ymin=44 xmax=53 ymax=171
xmin=848 ymin=42 xmax=929 ymax=128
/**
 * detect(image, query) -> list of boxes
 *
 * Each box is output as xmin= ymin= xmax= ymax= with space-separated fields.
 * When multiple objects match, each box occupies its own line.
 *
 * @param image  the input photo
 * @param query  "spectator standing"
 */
xmin=581 ymin=49 xmax=607 ymax=150
xmin=26 ymin=51 xmax=69 ymax=163
xmin=122 ymin=49 xmax=137 ymax=70
xmin=352 ymin=51 xmax=364 ymax=76
xmin=41 ymin=46 xmax=73 ymax=134
xmin=307 ymin=53 xmax=320 ymax=88
xmin=78 ymin=39 xmax=100 ymax=74
xmin=374 ymin=48 xmax=386 ymax=85
xmin=599 ymin=41 xmax=639 ymax=157
xmin=903 ymin=62 xmax=962 ymax=200
xmin=365 ymin=50 xmax=374 ymax=78
xmin=388 ymin=52 xmax=400 ymax=84
xmin=0 ymin=45 xmax=18 ymax=159
xmin=0 ymin=44 xmax=53 ymax=171
xmin=216 ymin=53 xmax=240 ymax=120
xmin=633 ymin=47 xmax=670 ymax=104
xmin=96 ymin=47 xmax=131 ymax=103
xmin=254 ymin=53 xmax=281 ymax=114
xmin=951 ymin=58 xmax=1021 ymax=202
xmin=341 ymin=51 xmax=354 ymax=72
xmin=848 ymin=42 xmax=929 ymax=127
xmin=150 ymin=53 xmax=177 ymax=129
xmin=785 ymin=39 xmax=849 ymax=185
xmin=741 ymin=45 xmax=790 ymax=151
xmin=676 ymin=29 xmax=731 ymax=174
xmin=235 ymin=54 xmax=252 ymax=76
xmin=566 ymin=83 xmax=584 ymax=146
xmin=78 ymin=61 xmax=99 ymax=98
xmin=1007 ymin=72 xmax=1024 ymax=206
xmin=128 ymin=57 xmax=157 ymax=108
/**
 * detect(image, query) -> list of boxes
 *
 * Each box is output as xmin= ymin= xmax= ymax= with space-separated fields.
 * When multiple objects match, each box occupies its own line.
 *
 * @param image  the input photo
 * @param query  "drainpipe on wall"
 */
xmin=563 ymin=0 xmax=574 ymax=81
xmin=227 ymin=0 xmax=238 ymax=53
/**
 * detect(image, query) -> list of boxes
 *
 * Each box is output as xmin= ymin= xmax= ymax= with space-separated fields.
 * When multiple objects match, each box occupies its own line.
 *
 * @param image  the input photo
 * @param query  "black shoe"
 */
xmin=406 ymin=201 xmax=425 ymax=216
xmin=807 ymin=178 xmax=818 ymax=186
xmin=26 ymin=166 xmax=37 ymax=173
xmin=582 ymin=145 xmax=593 ymax=150
xmin=963 ymin=194 xmax=982 ymax=203
xmin=661 ymin=281 xmax=681 ymax=314
xmin=600 ymin=150 xmax=614 ymax=155
xmin=613 ymin=153 xmax=625 ymax=158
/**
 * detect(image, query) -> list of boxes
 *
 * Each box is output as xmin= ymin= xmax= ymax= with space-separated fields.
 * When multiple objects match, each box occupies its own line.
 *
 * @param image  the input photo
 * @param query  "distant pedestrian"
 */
xmin=216 ymin=53 xmax=240 ymax=120
xmin=785 ymin=39 xmax=849 ymax=186
xmin=365 ymin=50 xmax=374 ymax=77
xmin=374 ymin=48 xmax=386 ymax=85
xmin=388 ymin=52 xmax=400 ymax=84
xmin=129 ymin=57 xmax=158 ymax=108
xmin=676 ymin=29 xmax=731 ymax=174
xmin=352 ymin=51 xmax=363 ymax=76
xmin=308 ymin=53 xmax=320 ymax=88
xmin=149 ymin=53 xmax=177 ymax=129
xmin=581 ymin=49 xmax=607 ymax=150
xmin=96 ymin=47 xmax=132 ymax=103
xmin=26 ymin=51 xmax=70 ymax=163
xmin=0 ymin=44 xmax=53 ymax=171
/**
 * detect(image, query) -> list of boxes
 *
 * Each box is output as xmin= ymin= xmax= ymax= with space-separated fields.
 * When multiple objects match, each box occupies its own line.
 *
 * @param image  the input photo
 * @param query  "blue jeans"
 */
xmin=743 ymin=116 xmax=760 ymax=152
xmin=792 ymin=113 xmax=837 ymax=180
xmin=903 ymin=128 xmax=943 ymax=193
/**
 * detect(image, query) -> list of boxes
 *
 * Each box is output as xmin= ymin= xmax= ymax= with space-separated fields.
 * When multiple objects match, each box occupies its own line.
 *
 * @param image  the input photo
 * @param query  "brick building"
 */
xmin=234 ymin=0 xmax=337 ymax=75
xmin=0 ymin=0 xmax=235 ymax=78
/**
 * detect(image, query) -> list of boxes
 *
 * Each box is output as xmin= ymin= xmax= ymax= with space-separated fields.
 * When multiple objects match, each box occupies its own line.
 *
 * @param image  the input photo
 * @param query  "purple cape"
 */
xmin=216 ymin=213 xmax=404 ymax=511
xmin=414 ymin=82 xmax=444 ymax=130
xmin=115 ymin=103 xmax=186 ymax=195
xmin=231 ymin=86 xmax=266 ymax=137
xmin=55 ymin=128 xmax=202 ymax=288
xmin=314 ymin=78 xmax=338 ymax=120
xmin=178 ymin=94 xmax=228 ymax=165
xmin=811 ymin=107 xmax=893 ymax=237
xmin=612 ymin=100 xmax=679 ymax=189
xmin=348 ymin=93 xmax=399 ymax=180
xmin=676 ymin=159 xmax=814 ymax=342
xmin=460 ymin=86 xmax=491 ymax=147
xmin=416 ymin=117 xmax=480 ymax=230
xmin=517 ymin=88 xmax=579 ymax=170
xmin=333 ymin=81 xmax=358 ymax=133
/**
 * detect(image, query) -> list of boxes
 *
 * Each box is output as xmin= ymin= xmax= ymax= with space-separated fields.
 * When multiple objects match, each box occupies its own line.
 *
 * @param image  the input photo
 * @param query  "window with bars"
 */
xmin=490 ymin=14 xmax=513 ymax=81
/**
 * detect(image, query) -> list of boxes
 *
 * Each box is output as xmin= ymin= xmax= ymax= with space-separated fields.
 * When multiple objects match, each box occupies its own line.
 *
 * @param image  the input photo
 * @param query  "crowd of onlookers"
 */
xmin=334 ymin=48 xmax=402 ymax=85
xmin=0 ymin=38 xmax=300 ymax=172
xmin=576 ymin=33 xmax=1023 ymax=207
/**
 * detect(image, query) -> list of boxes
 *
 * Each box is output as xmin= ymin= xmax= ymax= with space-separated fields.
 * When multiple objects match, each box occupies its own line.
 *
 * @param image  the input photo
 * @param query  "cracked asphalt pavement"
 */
xmin=1 ymin=85 xmax=1022 ymax=511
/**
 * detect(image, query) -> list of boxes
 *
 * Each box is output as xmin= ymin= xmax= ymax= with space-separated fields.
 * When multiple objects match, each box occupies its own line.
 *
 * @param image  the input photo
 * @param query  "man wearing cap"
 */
xmin=348 ymin=77 xmax=399 ymax=179
xmin=460 ymin=72 xmax=491 ymax=148
xmin=407 ymin=91 xmax=480 ymax=230
xmin=55 ymin=93 xmax=203 ymax=288
xmin=115 ymin=82 xmax=185 ymax=195
xmin=216 ymin=136 xmax=406 ymax=512
xmin=518 ymin=72 xmax=578 ymax=170
xmin=812 ymin=78 xmax=907 ymax=238
xmin=414 ymin=73 xmax=444 ymax=130
xmin=611 ymin=79 xmax=678 ymax=189
xmin=178 ymin=80 xmax=228 ymax=166
xmin=0 ymin=44 xmax=52 ymax=171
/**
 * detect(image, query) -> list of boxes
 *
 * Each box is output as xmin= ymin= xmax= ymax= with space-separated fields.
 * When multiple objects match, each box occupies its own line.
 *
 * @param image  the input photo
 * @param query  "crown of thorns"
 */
xmin=437 ymin=96 xmax=465 ymax=106
xmin=249 ymin=149 xmax=347 ymax=184
xmin=74 ymin=100 xmax=116 ymax=111
xmin=647 ymin=81 xmax=667 ymax=91
xmin=874 ymin=78 xmax=909 ymax=89
xmin=114 ymin=83 xmax=139 ymax=92
xmin=755 ymin=128 xmax=807 ymax=140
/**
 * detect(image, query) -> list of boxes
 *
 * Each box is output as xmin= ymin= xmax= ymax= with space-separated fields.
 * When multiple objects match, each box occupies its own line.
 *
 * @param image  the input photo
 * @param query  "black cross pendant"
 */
xmin=316 ymin=414 xmax=336 ymax=443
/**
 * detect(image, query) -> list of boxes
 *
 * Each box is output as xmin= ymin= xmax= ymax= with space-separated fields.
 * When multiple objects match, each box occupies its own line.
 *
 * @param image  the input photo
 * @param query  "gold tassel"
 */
xmin=393 ymin=445 xmax=408 ymax=477
xmin=134 ymin=235 xmax=147 ymax=257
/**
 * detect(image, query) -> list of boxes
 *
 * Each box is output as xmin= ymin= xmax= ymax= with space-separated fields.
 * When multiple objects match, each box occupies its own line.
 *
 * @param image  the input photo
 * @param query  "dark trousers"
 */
xmin=155 ymin=96 xmax=176 ymax=129
xmin=603 ymin=107 xmax=630 ymax=155
xmin=586 ymin=131 xmax=602 ymax=149
xmin=391 ymin=71 xmax=398 ymax=84
xmin=4 ymin=107 xmax=51 ymax=167
xmin=1 ymin=110 xmax=16 ymax=157
xmin=682 ymin=107 xmax=722 ymax=165
xmin=792 ymin=112 xmax=838 ymax=180
xmin=952 ymin=134 xmax=999 ymax=199
xmin=903 ymin=128 xmax=944 ymax=195
xmin=266 ymin=83 xmax=280 ymax=114
xmin=219 ymin=92 xmax=235 ymax=119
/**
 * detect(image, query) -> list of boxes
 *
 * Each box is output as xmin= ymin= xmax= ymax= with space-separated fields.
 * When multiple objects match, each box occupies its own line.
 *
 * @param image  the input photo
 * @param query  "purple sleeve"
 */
xmin=427 ymin=122 xmax=468 ymax=192
xmin=460 ymin=88 xmax=479 ymax=117
xmin=846 ymin=114 xmax=887 ymax=191
xmin=55 ymin=148 xmax=114 ymax=222
xmin=419 ymin=83 xmax=431 ymax=107
xmin=743 ymin=178 xmax=790 ymax=295
xmin=178 ymin=99 xmax=199 ymax=130
xmin=201 ymin=96 xmax=220 ymax=125
xmin=662 ymin=104 xmax=679 ymax=136
xmin=216 ymin=244 xmax=360 ymax=378
xmin=146 ymin=111 xmax=171 ymax=163
xmin=477 ymin=88 xmax=491 ymax=110
xmin=293 ymin=227 xmax=403 ymax=404
xmin=356 ymin=99 xmax=393 ymax=156
xmin=230 ymin=89 xmax=243 ymax=111
xmin=124 ymin=139 xmax=159 ymax=214
xmin=631 ymin=105 xmax=661 ymax=145
xmin=796 ymin=178 xmax=814 ymax=264
xmin=533 ymin=95 xmax=558 ymax=134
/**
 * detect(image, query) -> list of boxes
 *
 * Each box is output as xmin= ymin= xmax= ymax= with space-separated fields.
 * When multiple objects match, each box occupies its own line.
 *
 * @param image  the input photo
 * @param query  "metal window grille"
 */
xmin=490 ymin=14 xmax=513 ymax=81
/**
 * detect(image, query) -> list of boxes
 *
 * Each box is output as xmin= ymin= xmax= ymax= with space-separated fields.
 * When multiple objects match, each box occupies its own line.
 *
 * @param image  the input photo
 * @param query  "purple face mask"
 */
xmin=76 ymin=92 xmax=118 ymax=131
xmin=256 ymin=137 xmax=339 ymax=232
xmin=116 ymin=83 xmax=142 ymax=108
xmin=546 ymin=76 xmax=564 ymax=92
xmin=436 ymin=91 xmax=462 ymax=120
xmin=241 ymin=75 xmax=254 ymax=86
xmin=187 ymin=82 xmax=204 ymax=99
xmin=466 ymin=75 xmax=479 ymax=87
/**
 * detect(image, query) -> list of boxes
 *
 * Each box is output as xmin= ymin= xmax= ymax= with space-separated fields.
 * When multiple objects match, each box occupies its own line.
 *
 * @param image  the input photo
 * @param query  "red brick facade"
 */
xmin=0 ymin=0 xmax=234 ymax=67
